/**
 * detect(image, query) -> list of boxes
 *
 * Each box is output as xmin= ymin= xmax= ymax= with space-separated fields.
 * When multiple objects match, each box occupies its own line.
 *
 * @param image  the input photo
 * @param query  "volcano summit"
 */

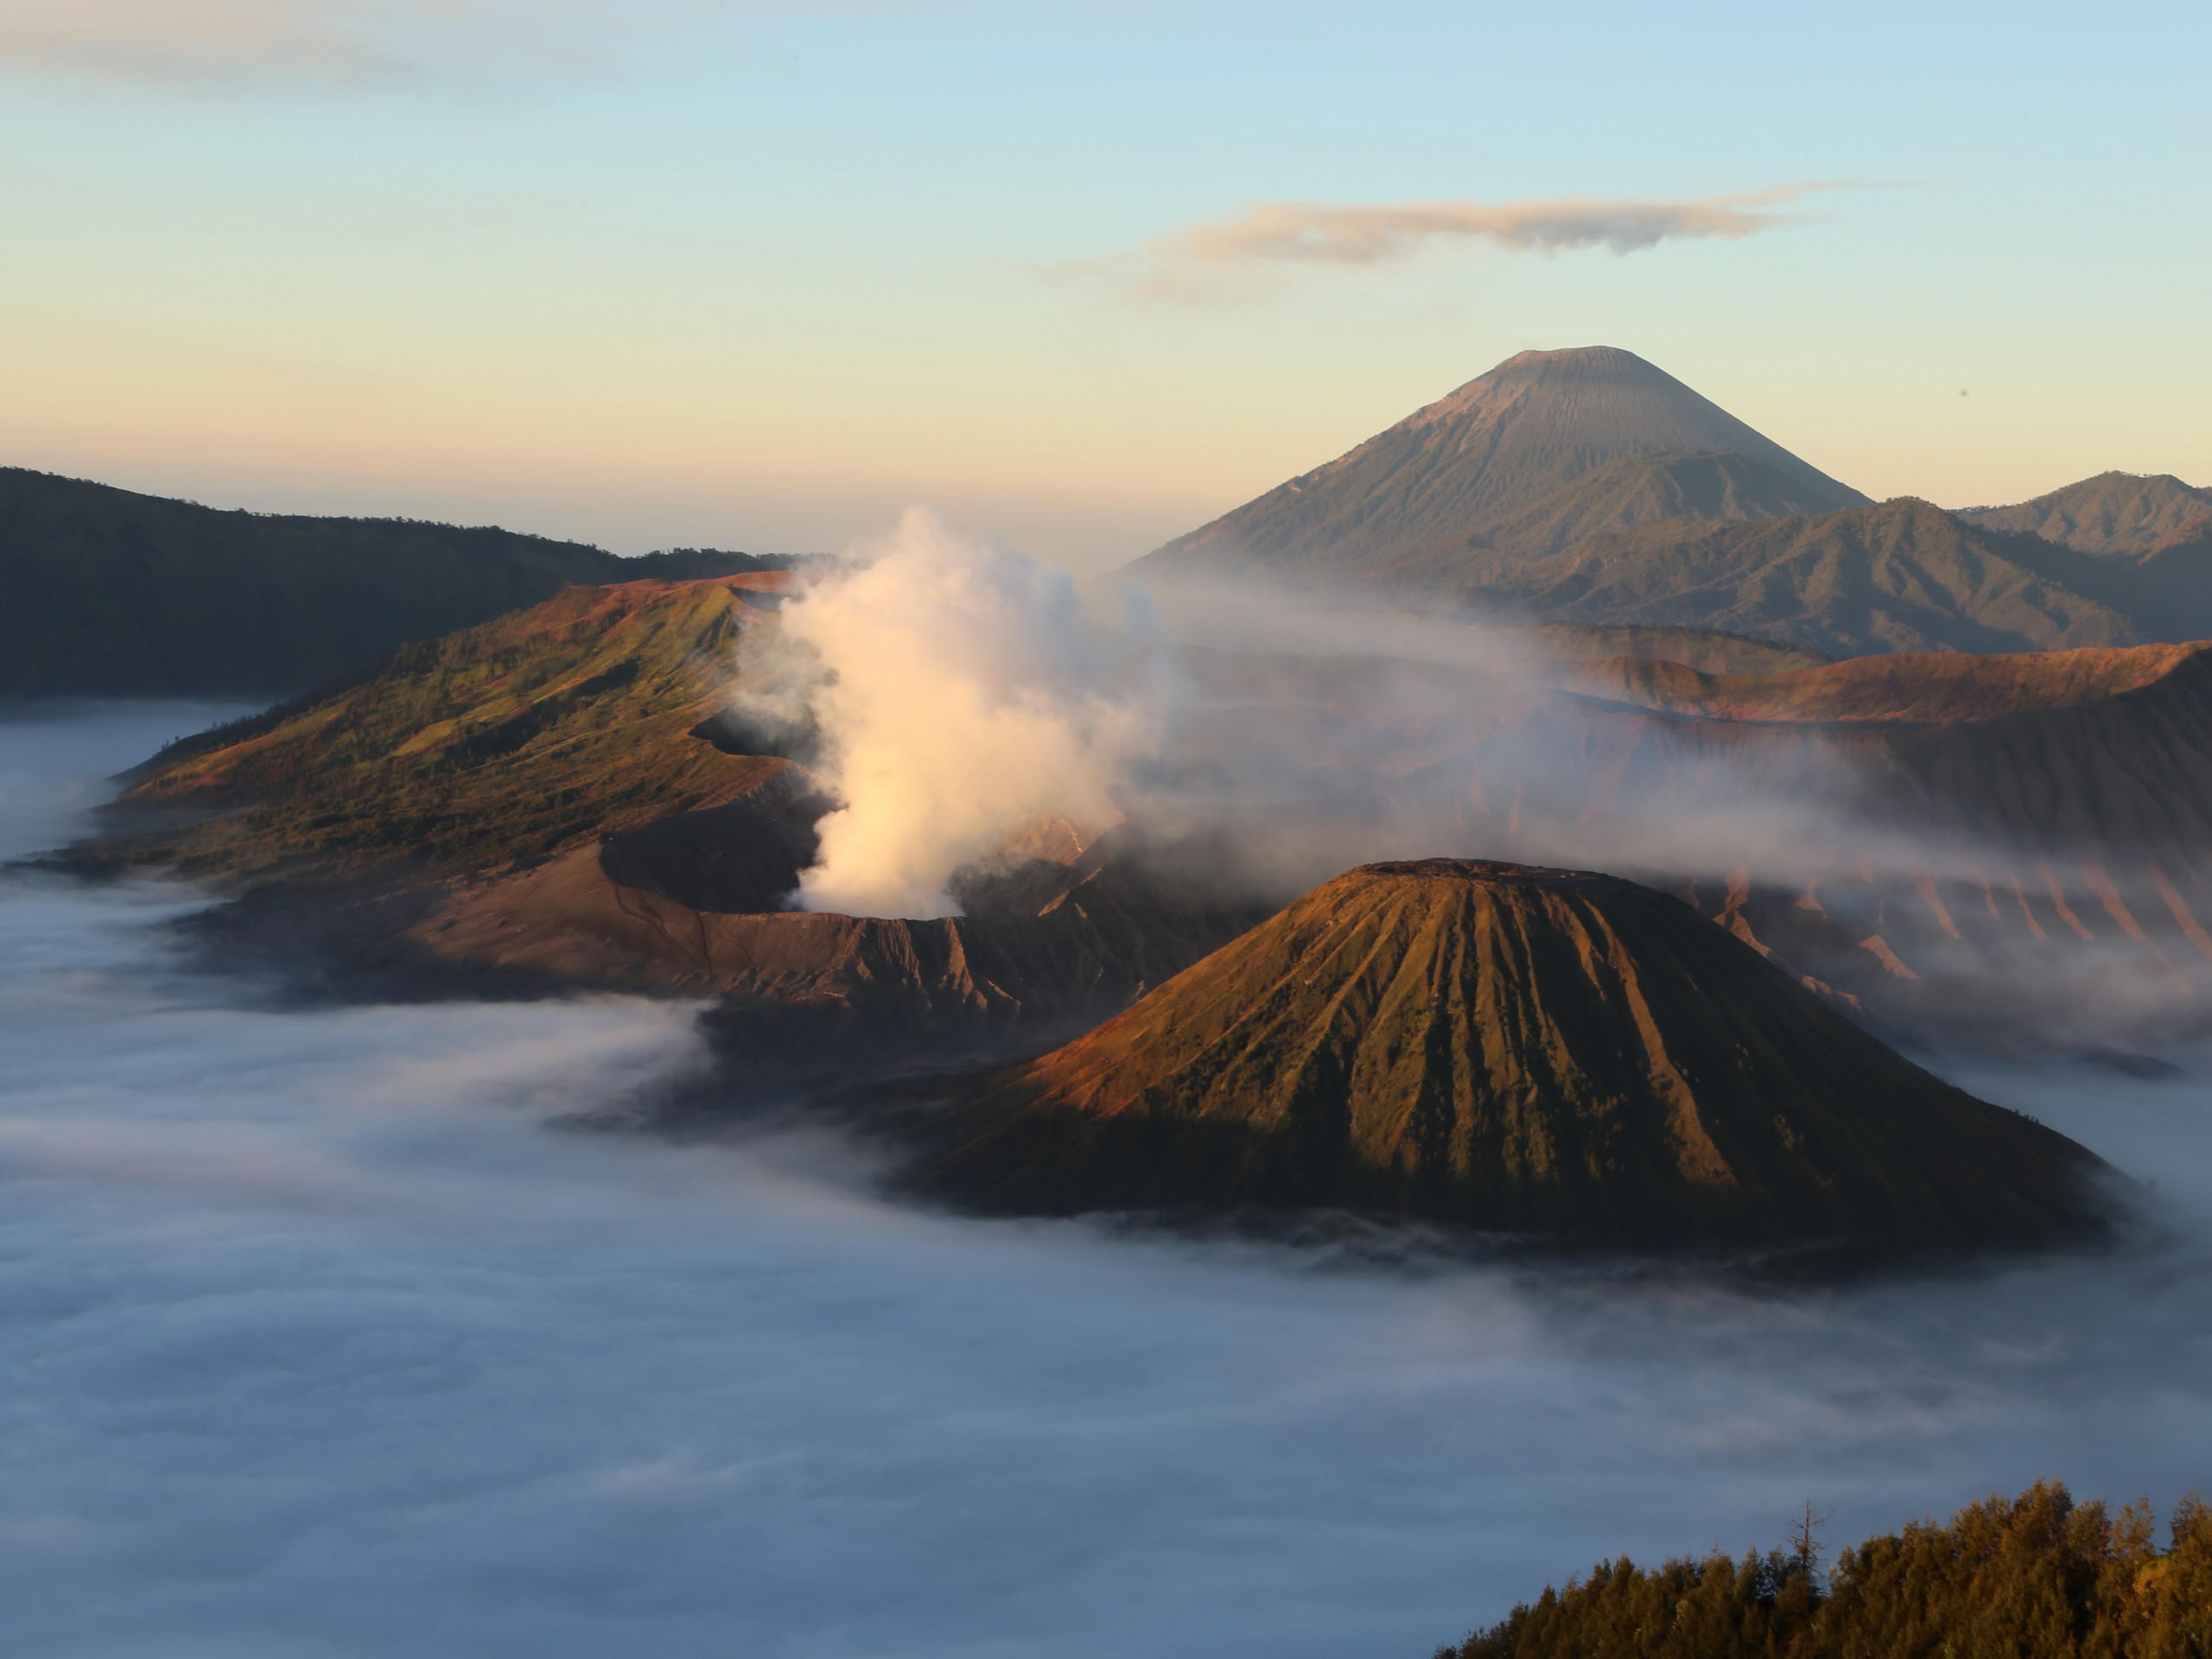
xmin=1130 ymin=346 xmax=1867 ymax=586
xmin=921 ymin=860 xmax=2117 ymax=1263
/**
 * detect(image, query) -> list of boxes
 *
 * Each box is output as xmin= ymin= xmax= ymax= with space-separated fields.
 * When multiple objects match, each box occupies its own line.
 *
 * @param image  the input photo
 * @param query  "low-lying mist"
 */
xmin=749 ymin=545 xmax=2212 ymax=1052
xmin=3 ymin=707 xmax=2210 ymax=1657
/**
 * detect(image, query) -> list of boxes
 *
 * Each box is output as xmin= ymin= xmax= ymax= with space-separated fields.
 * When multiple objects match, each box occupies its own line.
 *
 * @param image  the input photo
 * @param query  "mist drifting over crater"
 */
xmin=0 ymin=706 xmax=2209 ymax=1657
xmin=768 ymin=508 xmax=1169 ymax=918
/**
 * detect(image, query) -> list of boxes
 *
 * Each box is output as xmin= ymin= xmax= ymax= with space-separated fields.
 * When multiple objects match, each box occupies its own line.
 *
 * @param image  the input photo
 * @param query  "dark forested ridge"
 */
xmin=1438 ymin=1482 xmax=2212 ymax=1658
xmin=0 ymin=467 xmax=794 ymax=697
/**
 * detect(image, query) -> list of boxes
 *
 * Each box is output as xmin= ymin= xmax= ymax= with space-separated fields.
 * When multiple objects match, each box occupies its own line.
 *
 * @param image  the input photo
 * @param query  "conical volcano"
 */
xmin=920 ymin=860 xmax=2113 ymax=1259
xmin=1129 ymin=346 xmax=1866 ymax=587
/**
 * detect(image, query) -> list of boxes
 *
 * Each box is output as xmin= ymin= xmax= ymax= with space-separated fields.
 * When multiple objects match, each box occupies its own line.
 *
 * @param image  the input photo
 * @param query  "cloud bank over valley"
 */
xmin=1 ymin=707 xmax=2209 ymax=1656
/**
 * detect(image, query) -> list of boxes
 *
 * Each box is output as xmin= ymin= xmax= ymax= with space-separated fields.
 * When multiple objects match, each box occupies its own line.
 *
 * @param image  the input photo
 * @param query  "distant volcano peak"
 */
xmin=1131 ymin=346 xmax=1867 ymax=586
xmin=1459 ymin=342 xmax=1669 ymax=382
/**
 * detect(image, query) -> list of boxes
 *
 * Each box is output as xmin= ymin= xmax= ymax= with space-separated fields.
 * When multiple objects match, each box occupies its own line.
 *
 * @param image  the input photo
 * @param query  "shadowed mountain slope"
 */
xmin=919 ymin=860 xmax=2113 ymax=1258
xmin=1962 ymin=471 xmax=2212 ymax=556
xmin=1468 ymin=497 xmax=2148 ymax=655
xmin=0 ymin=467 xmax=786 ymax=697
xmin=1130 ymin=348 xmax=1866 ymax=586
xmin=1452 ymin=450 xmax=1854 ymax=561
xmin=1568 ymin=640 xmax=2202 ymax=724
xmin=1126 ymin=358 xmax=2212 ymax=656
xmin=1249 ymin=639 xmax=2212 ymax=1048
xmin=1510 ymin=621 xmax=1831 ymax=674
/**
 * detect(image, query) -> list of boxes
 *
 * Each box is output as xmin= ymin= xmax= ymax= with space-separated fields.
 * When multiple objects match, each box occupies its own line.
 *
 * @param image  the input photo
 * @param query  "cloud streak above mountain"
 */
xmin=0 ymin=0 xmax=715 ymax=85
xmin=0 ymin=0 xmax=415 ymax=82
xmin=1078 ymin=185 xmax=1835 ymax=299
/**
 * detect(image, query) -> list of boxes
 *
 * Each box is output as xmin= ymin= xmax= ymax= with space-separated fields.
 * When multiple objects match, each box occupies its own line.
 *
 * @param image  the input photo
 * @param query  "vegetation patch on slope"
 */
xmin=1438 ymin=1481 xmax=2212 ymax=1659
xmin=97 ymin=575 xmax=791 ymax=879
xmin=1962 ymin=471 xmax=2212 ymax=557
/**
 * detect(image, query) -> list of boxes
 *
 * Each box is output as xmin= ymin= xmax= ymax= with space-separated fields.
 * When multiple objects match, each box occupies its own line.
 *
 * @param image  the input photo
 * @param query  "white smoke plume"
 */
xmin=778 ymin=508 xmax=1166 ymax=919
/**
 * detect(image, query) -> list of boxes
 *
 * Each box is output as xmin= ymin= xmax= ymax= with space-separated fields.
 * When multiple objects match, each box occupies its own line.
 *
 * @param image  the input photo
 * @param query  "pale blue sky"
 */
xmin=2 ymin=0 xmax=2205 ymax=569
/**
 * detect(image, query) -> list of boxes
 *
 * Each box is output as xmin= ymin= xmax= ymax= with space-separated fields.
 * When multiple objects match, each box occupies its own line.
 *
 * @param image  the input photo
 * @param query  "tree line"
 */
xmin=1437 ymin=1480 xmax=2210 ymax=1657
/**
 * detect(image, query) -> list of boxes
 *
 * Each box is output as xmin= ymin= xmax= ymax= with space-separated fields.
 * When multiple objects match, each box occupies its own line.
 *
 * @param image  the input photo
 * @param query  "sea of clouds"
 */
xmin=2 ymin=704 xmax=2209 ymax=1658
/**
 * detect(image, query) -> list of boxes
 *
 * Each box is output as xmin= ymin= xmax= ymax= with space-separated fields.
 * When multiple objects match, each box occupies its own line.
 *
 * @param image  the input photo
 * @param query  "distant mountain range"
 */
xmin=1961 ymin=469 xmax=2212 ymax=556
xmin=1129 ymin=347 xmax=2212 ymax=657
xmin=0 ymin=467 xmax=788 ymax=698
xmin=10 ymin=360 xmax=2206 ymax=701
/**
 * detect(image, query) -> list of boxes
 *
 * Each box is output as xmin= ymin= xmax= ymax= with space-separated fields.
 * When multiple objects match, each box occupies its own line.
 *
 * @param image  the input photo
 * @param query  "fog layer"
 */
xmin=3 ymin=707 xmax=2210 ymax=1658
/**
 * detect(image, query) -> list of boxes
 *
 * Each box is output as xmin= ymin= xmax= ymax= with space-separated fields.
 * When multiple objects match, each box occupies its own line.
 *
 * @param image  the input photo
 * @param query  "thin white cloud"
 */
xmin=0 ymin=0 xmax=728 ymax=86
xmin=1077 ymin=185 xmax=1837 ymax=299
xmin=0 ymin=0 xmax=411 ymax=83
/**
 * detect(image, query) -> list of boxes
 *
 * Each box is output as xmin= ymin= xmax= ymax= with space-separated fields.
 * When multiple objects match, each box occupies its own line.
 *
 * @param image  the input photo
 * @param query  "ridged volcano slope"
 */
xmin=1129 ymin=348 xmax=1866 ymax=586
xmin=1454 ymin=498 xmax=2149 ymax=655
xmin=923 ymin=861 xmax=2113 ymax=1257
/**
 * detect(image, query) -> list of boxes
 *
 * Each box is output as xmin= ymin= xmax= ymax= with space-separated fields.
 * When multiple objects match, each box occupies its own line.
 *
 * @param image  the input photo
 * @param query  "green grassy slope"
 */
xmin=0 ymin=467 xmax=786 ymax=696
xmin=104 ymin=574 xmax=789 ymax=878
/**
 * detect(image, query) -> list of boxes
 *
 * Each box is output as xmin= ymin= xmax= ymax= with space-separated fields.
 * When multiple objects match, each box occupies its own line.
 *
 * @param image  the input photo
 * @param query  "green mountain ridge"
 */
xmin=1961 ymin=469 xmax=2212 ymax=556
xmin=0 ymin=467 xmax=788 ymax=697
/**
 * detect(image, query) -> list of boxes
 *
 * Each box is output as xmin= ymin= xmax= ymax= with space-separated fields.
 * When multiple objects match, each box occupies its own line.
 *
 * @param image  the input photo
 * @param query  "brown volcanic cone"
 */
xmin=922 ymin=860 xmax=2114 ymax=1258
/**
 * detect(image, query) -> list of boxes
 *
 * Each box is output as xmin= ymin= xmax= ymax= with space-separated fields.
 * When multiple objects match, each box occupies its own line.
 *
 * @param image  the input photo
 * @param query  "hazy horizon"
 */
xmin=3 ymin=2 xmax=2208 ymax=575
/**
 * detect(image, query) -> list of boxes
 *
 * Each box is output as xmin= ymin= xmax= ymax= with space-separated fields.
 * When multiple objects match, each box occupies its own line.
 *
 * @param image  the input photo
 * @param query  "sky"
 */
xmin=2 ymin=0 xmax=2209 ymax=572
